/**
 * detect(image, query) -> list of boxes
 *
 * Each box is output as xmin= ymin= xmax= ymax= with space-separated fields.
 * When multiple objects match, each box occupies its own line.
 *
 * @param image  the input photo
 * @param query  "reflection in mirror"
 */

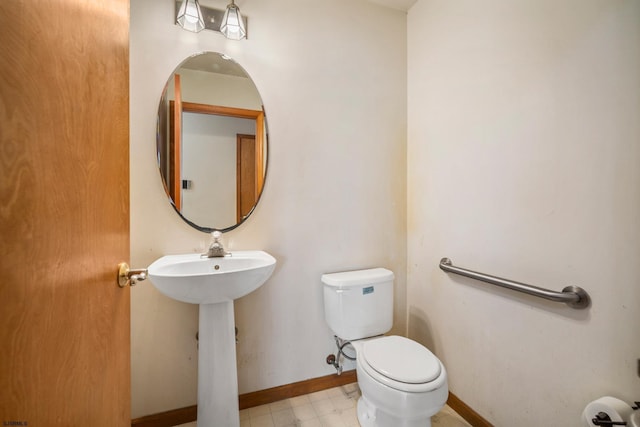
xmin=157 ymin=52 xmax=267 ymax=232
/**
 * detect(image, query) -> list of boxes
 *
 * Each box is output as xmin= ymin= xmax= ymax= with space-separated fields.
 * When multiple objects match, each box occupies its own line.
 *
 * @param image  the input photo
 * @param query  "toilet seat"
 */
xmin=360 ymin=336 xmax=444 ymax=393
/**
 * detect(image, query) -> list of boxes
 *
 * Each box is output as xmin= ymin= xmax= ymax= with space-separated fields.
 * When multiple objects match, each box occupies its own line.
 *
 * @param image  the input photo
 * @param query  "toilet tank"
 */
xmin=322 ymin=268 xmax=394 ymax=341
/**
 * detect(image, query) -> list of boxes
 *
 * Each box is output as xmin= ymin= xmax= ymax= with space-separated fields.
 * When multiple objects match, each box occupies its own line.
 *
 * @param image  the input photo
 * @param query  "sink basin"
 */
xmin=147 ymin=250 xmax=276 ymax=304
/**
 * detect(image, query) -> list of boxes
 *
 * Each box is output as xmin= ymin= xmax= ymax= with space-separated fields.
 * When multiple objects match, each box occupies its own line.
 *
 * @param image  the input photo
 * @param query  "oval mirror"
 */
xmin=156 ymin=52 xmax=268 ymax=232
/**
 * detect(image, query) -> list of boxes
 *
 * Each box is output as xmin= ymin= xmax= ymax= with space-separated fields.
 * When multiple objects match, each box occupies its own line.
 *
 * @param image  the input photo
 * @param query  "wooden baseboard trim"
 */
xmin=130 ymin=405 xmax=196 ymax=427
xmin=447 ymin=391 xmax=494 ymax=427
xmin=239 ymin=369 xmax=357 ymax=410
xmin=130 ymin=370 xmax=357 ymax=427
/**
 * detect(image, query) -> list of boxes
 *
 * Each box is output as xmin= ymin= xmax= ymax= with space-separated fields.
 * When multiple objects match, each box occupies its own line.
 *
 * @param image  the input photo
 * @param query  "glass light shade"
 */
xmin=177 ymin=0 xmax=205 ymax=33
xmin=220 ymin=2 xmax=247 ymax=40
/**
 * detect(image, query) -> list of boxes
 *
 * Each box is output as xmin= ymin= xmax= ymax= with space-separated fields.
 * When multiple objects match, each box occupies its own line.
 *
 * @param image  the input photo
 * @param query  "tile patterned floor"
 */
xmin=177 ymin=383 xmax=472 ymax=427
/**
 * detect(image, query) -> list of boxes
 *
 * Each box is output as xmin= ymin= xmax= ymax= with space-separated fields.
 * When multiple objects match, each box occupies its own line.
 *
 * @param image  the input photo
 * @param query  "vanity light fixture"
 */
xmin=174 ymin=0 xmax=248 ymax=40
xmin=176 ymin=0 xmax=205 ymax=33
xmin=220 ymin=0 xmax=247 ymax=40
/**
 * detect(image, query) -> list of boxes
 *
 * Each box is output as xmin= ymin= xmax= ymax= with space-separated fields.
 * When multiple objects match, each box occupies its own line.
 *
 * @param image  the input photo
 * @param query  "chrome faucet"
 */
xmin=207 ymin=231 xmax=228 ymax=258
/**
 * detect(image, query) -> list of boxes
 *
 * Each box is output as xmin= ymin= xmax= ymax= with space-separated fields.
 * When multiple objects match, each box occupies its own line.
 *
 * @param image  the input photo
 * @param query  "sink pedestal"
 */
xmin=146 ymin=251 xmax=277 ymax=425
xmin=198 ymin=301 xmax=240 ymax=427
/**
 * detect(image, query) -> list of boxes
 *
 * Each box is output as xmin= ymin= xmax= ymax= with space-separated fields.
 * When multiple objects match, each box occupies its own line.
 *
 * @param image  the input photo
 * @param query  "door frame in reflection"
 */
xmin=168 ymin=100 xmax=265 ymax=221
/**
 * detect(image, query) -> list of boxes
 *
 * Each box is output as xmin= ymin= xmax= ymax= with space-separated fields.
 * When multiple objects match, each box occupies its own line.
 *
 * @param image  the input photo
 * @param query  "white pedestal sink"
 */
xmin=147 ymin=251 xmax=276 ymax=426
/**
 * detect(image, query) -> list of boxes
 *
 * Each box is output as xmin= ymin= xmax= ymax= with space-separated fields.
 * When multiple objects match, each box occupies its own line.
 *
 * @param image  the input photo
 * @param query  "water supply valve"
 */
xmin=326 ymin=354 xmax=336 ymax=365
xmin=326 ymin=353 xmax=342 ymax=375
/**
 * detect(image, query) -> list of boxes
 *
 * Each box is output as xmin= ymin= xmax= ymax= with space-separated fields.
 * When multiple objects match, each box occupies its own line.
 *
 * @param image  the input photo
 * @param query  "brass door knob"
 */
xmin=118 ymin=262 xmax=148 ymax=287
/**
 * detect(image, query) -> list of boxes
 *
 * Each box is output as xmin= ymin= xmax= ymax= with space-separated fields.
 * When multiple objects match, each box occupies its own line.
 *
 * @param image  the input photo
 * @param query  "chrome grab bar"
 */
xmin=439 ymin=258 xmax=590 ymax=309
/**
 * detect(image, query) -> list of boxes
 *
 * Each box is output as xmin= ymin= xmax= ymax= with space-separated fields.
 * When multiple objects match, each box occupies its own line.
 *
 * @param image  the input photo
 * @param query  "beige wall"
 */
xmin=407 ymin=1 xmax=640 ymax=426
xmin=181 ymin=114 xmax=254 ymax=227
xmin=130 ymin=0 xmax=407 ymax=418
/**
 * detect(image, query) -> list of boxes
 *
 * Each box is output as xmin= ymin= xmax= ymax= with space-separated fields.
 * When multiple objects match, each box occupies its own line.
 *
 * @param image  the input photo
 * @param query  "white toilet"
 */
xmin=322 ymin=268 xmax=448 ymax=427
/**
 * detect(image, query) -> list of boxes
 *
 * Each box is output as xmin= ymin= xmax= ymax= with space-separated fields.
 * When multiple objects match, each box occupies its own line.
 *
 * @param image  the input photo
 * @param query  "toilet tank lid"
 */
xmin=321 ymin=268 xmax=394 ymax=288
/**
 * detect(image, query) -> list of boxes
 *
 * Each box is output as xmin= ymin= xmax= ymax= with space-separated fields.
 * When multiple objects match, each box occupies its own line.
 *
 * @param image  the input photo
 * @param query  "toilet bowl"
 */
xmin=352 ymin=336 xmax=448 ymax=427
xmin=322 ymin=268 xmax=449 ymax=427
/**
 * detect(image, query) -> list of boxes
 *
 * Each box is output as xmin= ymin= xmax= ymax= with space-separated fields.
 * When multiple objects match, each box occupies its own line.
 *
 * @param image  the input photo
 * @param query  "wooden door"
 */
xmin=236 ymin=134 xmax=257 ymax=223
xmin=0 ymin=1 xmax=130 ymax=426
xmin=169 ymin=75 xmax=183 ymax=210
